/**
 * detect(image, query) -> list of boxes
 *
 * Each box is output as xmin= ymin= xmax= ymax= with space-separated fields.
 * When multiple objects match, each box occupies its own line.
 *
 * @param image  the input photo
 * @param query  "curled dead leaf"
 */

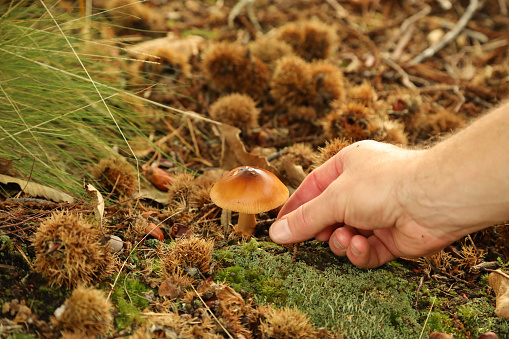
xmin=488 ymin=270 xmax=509 ymax=320
xmin=85 ymin=183 xmax=104 ymax=225
xmin=218 ymin=124 xmax=280 ymax=175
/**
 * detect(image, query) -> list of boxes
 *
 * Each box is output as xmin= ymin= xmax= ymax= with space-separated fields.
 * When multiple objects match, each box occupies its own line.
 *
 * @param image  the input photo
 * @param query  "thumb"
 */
xmin=269 ymin=184 xmax=345 ymax=244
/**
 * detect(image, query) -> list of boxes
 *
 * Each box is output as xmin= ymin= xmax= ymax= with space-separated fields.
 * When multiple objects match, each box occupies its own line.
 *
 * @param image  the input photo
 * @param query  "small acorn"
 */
xmin=142 ymin=164 xmax=173 ymax=191
xmin=209 ymin=93 xmax=260 ymax=135
xmin=201 ymin=42 xmax=269 ymax=99
xmin=33 ymin=211 xmax=113 ymax=288
xmin=52 ymin=286 xmax=113 ymax=337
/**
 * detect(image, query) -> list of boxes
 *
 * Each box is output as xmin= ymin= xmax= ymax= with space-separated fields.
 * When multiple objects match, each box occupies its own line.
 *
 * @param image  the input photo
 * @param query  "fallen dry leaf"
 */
xmin=127 ymin=33 xmax=207 ymax=62
xmin=282 ymin=157 xmax=307 ymax=187
xmin=0 ymin=158 xmax=17 ymax=176
xmin=488 ymin=270 xmax=509 ymax=320
xmin=85 ymin=183 xmax=105 ymax=225
xmin=0 ymin=174 xmax=74 ymax=203
xmin=218 ymin=124 xmax=280 ymax=175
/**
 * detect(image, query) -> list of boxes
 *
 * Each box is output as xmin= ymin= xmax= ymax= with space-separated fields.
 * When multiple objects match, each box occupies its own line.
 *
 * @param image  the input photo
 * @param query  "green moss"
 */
xmin=181 ymin=28 xmax=218 ymax=39
xmin=0 ymin=235 xmax=13 ymax=251
xmin=458 ymin=299 xmax=509 ymax=337
xmin=7 ymin=334 xmax=36 ymax=339
xmin=111 ymin=274 xmax=151 ymax=330
xmin=214 ymin=240 xmax=423 ymax=338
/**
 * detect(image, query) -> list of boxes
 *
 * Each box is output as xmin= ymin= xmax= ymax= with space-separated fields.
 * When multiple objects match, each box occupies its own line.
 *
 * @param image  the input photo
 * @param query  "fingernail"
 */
xmin=350 ymin=243 xmax=360 ymax=256
xmin=270 ymin=218 xmax=291 ymax=243
xmin=332 ymin=237 xmax=346 ymax=251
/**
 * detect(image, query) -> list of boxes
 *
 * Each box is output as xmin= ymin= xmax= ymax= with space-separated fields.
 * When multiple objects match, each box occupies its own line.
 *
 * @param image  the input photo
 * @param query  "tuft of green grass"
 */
xmin=0 ymin=0 xmax=154 ymax=196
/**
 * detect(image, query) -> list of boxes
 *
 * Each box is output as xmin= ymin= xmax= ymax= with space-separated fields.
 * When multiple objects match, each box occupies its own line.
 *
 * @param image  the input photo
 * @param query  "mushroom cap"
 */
xmin=210 ymin=166 xmax=289 ymax=214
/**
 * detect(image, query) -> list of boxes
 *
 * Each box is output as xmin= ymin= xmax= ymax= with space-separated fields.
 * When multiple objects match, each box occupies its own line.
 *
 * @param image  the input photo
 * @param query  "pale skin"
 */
xmin=269 ymin=100 xmax=509 ymax=268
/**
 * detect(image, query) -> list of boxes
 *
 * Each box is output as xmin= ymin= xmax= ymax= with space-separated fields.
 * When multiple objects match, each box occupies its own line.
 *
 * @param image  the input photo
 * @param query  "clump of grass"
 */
xmin=0 ymin=0 xmax=153 ymax=196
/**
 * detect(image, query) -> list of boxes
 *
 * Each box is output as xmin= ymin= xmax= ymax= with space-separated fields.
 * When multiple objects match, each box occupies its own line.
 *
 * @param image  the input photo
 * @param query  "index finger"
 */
xmin=278 ymin=152 xmax=345 ymax=217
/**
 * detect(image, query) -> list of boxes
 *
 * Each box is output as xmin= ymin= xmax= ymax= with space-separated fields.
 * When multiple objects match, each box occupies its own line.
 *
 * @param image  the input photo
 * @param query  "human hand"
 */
xmin=269 ymin=140 xmax=460 ymax=268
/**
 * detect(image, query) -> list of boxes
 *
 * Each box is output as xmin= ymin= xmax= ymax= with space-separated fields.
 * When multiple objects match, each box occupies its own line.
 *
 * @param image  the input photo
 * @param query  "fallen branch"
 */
xmin=411 ymin=0 xmax=479 ymax=64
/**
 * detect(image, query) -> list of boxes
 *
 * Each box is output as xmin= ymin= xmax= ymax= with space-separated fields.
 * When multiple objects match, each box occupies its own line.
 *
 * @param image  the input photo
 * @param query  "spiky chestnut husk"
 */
xmin=209 ymin=93 xmax=260 ymax=135
xmin=257 ymin=305 xmax=322 ymax=339
xmin=312 ymin=138 xmax=352 ymax=168
xmin=129 ymin=310 xmax=223 ymax=339
xmin=270 ymin=56 xmax=313 ymax=109
xmin=133 ymin=46 xmax=190 ymax=83
xmin=33 ymin=212 xmax=113 ymax=288
xmin=347 ymin=81 xmax=378 ymax=108
xmin=308 ymin=61 xmax=345 ymax=112
xmin=276 ymin=20 xmax=338 ymax=61
xmin=166 ymin=171 xmax=197 ymax=210
xmin=52 ymin=286 xmax=113 ymax=337
xmin=92 ymin=157 xmax=137 ymax=197
xmin=418 ymin=109 xmax=465 ymax=140
xmin=95 ymin=0 xmax=166 ymax=32
xmin=376 ymin=120 xmax=409 ymax=146
xmin=201 ymin=42 xmax=269 ymax=99
xmin=180 ymin=282 xmax=255 ymax=337
xmin=164 ymin=236 xmax=214 ymax=277
xmin=385 ymin=92 xmax=426 ymax=136
xmin=323 ymin=102 xmax=383 ymax=141
xmin=248 ymin=37 xmax=294 ymax=71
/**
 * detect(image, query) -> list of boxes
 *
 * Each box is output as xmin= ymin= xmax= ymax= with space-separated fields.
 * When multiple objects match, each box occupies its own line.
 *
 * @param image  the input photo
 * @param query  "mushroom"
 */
xmin=210 ymin=166 xmax=289 ymax=237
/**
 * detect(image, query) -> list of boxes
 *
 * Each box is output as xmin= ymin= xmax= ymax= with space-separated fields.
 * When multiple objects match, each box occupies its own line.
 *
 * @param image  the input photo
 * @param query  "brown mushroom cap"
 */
xmin=210 ymin=166 xmax=289 ymax=214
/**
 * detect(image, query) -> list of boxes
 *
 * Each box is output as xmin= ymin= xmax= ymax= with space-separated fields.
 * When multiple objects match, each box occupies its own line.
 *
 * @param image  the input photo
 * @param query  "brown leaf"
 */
xmin=0 ymin=158 xmax=17 ymax=176
xmin=488 ymin=270 xmax=509 ymax=320
xmin=128 ymin=33 xmax=207 ymax=62
xmin=0 ymin=174 xmax=74 ymax=203
xmin=85 ymin=183 xmax=104 ymax=225
xmin=218 ymin=124 xmax=280 ymax=175
xmin=282 ymin=157 xmax=307 ymax=187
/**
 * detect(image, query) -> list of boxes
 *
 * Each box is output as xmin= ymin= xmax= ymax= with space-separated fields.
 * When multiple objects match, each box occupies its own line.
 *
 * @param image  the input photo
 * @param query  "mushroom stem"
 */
xmin=235 ymin=213 xmax=257 ymax=237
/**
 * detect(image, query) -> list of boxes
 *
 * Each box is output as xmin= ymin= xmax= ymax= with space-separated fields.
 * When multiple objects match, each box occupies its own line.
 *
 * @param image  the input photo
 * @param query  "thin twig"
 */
xmin=391 ymin=24 xmax=416 ymax=62
xmin=498 ymin=0 xmax=508 ymax=16
xmin=412 ymin=0 xmax=479 ymax=64
xmin=325 ymin=0 xmax=349 ymax=18
xmin=419 ymin=295 xmax=436 ymax=339
xmin=383 ymin=57 xmax=417 ymax=89
xmin=388 ymin=5 xmax=431 ymax=48
xmin=414 ymin=275 xmax=425 ymax=309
